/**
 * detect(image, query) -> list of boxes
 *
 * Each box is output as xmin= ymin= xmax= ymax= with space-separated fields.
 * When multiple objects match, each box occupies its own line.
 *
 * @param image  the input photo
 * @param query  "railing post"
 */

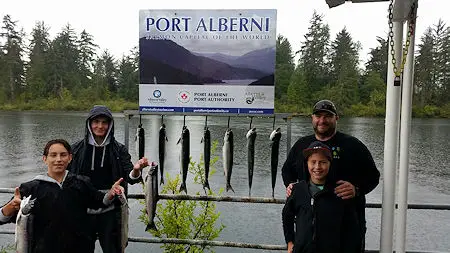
xmin=396 ymin=6 xmax=417 ymax=253
xmin=286 ymin=116 xmax=292 ymax=153
xmin=380 ymin=19 xmax=404 ymax=253
xmin=124 ymin=112 xmax=133 ymax=149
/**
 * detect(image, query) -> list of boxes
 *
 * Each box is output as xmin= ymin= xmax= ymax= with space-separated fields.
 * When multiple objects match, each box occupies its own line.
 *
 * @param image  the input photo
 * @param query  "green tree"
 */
xmin=0 ymin=15 xmax=25 ymax=102
xmin=365 ymin=36 xmax=388 ymax=83
xmin=26 ymin=21 xmax=51 ymax=99
xmin=140 ymin=141 xmax=224 ymax=253
xmin=360 ymin=36 xmax=388 ymax=104
xmin=117 ymin=52 xmax=138 ymax=101
xmin=433 ymin=20 xmax=450 ymax=105
xmin=364 ymin=71 xmax=386 ymax=107
xmin=77 ymin=29 xmax=98 ymax=89
xmin=414 ymin=27 xmax=436 ymax=107
xmin=298 ymin=11 xmax=331 ymax=103
xmin=0 ymin=35 xmax=6 ymax=103
xmin=275 ymin=35 xmax=295 ymax=101
xmin=327 ymin=28 xmax=361 ymax=109
xmin=287 ymin=67 xmax=308 ymax=109
xmin=46 ymin=24 xmax=80 ymax=98
xmin=92 ymin=50 xmax=116 ymax=97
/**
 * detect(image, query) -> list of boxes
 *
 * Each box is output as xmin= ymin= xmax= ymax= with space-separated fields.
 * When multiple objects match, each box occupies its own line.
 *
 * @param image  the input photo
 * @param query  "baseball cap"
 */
xmin=313 ymin=100 xmax=337 ymax=116
xmin=303 ymin=141 xmax=332 ymax=161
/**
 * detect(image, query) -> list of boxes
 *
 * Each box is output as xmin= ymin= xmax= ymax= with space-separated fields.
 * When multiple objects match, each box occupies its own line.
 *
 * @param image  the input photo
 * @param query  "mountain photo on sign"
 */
xmin=139 ymin=9 xmax=276 ymax=86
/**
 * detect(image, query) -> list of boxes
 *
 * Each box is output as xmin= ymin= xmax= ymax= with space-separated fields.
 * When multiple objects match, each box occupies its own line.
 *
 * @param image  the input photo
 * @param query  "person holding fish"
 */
xmin=68 ymin=105 xmax=149 ymax=253
xmin=0 ymin=139 xmax=125 ymax=253
xmin=282 ymin=141 xmax=361 ymax=253
xmin=281 ymin=99 xmax=380 ymax=252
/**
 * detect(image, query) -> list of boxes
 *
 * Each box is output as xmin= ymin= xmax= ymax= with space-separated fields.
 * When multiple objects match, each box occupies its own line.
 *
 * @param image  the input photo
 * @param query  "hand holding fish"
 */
xmin=2 ymin=187 xmax=21 ymax=216
xmin=334 ymin=180 xmax=356 ymax=199
xmin=133 ymin=157 xmax=149 ymax=171
xmin=131 ymin=157 xmax=149 ymax=178
xmin=287 ymin=241 xmax=294 ymax=253
xmin=107 ymin=178 xmax=124 ymax=200
xmin=11 ymin=187 xmax=21 ymax=210
xmin=286 ymin=183 xmax=296 ymax=198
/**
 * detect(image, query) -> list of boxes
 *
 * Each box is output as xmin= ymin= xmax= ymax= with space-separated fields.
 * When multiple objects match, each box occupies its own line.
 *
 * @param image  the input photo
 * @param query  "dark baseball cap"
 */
xmin=313 ymin=100 xmax=337 ymax=116
xmin=303 ymin=141 xmax=332 ymax=161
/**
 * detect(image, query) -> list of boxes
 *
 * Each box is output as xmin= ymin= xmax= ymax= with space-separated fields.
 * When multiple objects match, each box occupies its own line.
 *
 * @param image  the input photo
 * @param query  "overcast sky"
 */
xmin=2 ymin=0 xmax=449 ymax=64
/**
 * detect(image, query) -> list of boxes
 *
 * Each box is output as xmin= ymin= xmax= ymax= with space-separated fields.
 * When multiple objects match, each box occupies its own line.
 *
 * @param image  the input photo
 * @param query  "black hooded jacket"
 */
xmin=68 ymin=105 xmax=141 ymax=195
xmin=282 ymin=180 xmax=361 ymax=253
xmin=281 ymin=131 xmax=380 ymax=226
xmin=282 ymin=147 xmax=362 ymax=253
xmin=0 ymin=172 xmax=111 ymax=253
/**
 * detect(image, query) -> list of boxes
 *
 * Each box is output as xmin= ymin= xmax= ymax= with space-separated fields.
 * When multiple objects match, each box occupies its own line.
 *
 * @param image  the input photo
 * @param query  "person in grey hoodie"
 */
xmin=68 ymin=105 xmax=149 ymax=253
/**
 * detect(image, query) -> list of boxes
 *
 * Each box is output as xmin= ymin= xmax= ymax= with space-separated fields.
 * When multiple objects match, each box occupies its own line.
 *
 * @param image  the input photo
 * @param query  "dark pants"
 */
xmin=360 ymin=222 xmax=367 ymax=253
xmin=359 ymin=211 xmax=367 ymax=253
xmin=87 ymin=208 xmax=122 ymax=253
xmin=356 ymin=197 xmax=367 ymax=253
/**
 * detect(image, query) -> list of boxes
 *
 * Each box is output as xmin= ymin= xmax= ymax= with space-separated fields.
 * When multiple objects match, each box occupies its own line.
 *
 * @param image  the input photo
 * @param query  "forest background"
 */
xmin=0 ymin=12 xmax=449 ymax=117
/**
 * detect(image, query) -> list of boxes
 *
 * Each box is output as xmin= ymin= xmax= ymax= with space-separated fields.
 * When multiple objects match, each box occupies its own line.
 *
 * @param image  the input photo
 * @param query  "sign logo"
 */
xmin=245 ymin=95 xmax=254 ymax=104
xmin=178 ymin=91 xmax=191 ymax=103
xmin=153 ymin=90 xmax=162 ymax=98
xmin=148 ymin=89 xmax=167 ymax=103
xmin=245 ymin=92 xmax=266 ymax=104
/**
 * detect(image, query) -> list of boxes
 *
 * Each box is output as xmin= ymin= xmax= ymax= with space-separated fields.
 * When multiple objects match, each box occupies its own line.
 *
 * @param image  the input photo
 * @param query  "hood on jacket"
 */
xmin=34 ymin=170 xmax=69 ymax=189
xmin=85 ymin=105 xmax=115 ymax=170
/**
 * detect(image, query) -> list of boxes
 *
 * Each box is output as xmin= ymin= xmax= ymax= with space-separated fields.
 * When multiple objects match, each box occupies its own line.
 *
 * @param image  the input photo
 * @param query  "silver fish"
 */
xmin=158 ymin=123 xmax=168 ymax=185
xmin=135 ymin=124 xmax=145 ymax=159
xmin=117 ymin=191 xmax=129 ymax=253
xmin=177 ymin=126 xmax=190 ymax=193
xmin=246 ymin=128 xmax=257 ymax=196
xmin=15 ymin=195 xmax=36 ymax=253
xmin=223 ymin=128 xmax=234 ymax=192
xmin=201 ymin=126 xmax=211 ymax=190
xmin=270 ymin=128 xmax=282 ymax=198
xmin=144 ymin=162 xmax=158 ymax=231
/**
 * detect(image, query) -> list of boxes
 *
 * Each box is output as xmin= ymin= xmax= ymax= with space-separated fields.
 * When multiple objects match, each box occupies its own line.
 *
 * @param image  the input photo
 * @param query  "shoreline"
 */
xmin=1 ymin=108 xmax=449 ymax=119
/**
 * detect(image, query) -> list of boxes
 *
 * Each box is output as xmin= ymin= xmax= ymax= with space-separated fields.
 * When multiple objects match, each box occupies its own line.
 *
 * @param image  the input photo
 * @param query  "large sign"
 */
xmin=139 ymin=9 xmax=277 ymax=114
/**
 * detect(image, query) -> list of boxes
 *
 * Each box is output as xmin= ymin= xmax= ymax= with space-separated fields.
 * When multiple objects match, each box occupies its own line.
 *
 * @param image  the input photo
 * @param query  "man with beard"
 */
xmin=281 ymin=99 xmax=380 ymax=252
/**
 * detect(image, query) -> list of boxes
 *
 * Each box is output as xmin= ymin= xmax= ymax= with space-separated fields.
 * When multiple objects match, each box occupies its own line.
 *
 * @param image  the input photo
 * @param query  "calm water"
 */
xmin=0 ymin=111 xmax=449 ymax=252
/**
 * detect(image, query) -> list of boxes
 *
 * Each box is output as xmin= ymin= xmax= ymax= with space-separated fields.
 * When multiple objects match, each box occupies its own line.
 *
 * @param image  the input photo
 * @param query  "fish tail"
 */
xmin=203 ymin=180 xmax=210 ymax=190
xmin=179 ymin=182 xmax=187 ymax=193
xmin=226 ymin=183 xmax=235 ymax=193
xmin=145 ymin=221 xmax=157 ymax=231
